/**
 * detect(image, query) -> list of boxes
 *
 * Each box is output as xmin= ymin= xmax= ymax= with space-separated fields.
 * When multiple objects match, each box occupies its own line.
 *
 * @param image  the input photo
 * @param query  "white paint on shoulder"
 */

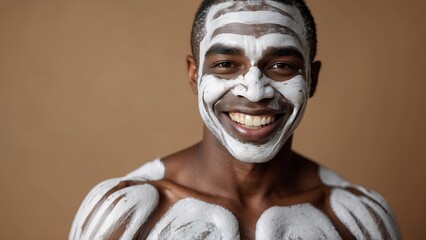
xmin=70 ymin=159 xmax=165 ymax=240
xmin=319 ymin=166 xmax=401 ymax=239
xmin=360 ymin=196 xmax=400 ymax=240
xmin=70 ymin=183 xmax=159 ymax=240
xmin=147 ymin=198 xmax=240 ymax=240
xmin=319 ymin=166 xmax=391 ymax=212
xmin=124 ymin=158 xmax=165 ymax=181
xmin=330 ymin=188 xmax=382 ymax=239
xmin=256 ymin=204 xmax=341 ymax=240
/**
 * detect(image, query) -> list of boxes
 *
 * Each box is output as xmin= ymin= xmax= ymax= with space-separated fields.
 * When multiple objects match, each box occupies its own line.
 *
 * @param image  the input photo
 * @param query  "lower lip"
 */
xmin=222 ymin=113 xmax=282 ymax=144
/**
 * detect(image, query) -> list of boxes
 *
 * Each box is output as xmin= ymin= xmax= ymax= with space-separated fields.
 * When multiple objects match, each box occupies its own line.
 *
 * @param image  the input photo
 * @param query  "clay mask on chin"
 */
xmin=197 ymin=1 xmax=311 ymax=163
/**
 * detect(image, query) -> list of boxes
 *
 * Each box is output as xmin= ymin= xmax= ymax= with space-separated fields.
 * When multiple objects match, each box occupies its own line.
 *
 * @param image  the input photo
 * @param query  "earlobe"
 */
xmin=309 ymin=60 xmax=321 ymax=98
xmin=186 ymin=55 xmax=198 ymax=95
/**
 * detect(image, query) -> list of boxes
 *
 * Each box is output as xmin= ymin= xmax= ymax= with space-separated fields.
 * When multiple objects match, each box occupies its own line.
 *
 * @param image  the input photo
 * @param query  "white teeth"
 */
xmin=253 ymin=116 xmax=262 ymax=127
xmin=261 ymin=116 xmax=267 ymax=125
xmin=228 ymin=112 xmax=275 ymax=128
xmin=245 ymin=115 xmax=253 ymax=126
xmin=267 ymin=116 xmax=272 ymax=124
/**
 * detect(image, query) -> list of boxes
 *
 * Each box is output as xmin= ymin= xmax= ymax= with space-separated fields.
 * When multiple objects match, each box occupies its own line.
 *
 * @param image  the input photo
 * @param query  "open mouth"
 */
xmin=228 ymin=112 xmax=276 ymax=129
xmin=211 ymin=91 xmax=292 ymax=144
xmin=222 ymin=111 xmax=284 ymax=144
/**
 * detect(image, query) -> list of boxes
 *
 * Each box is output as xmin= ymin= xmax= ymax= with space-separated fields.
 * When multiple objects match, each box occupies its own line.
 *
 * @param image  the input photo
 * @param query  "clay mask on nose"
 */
xmin=197 ymin=1 xmax=311 ymax=163
xmin=231 ymin=66 xmax=274 ymax=102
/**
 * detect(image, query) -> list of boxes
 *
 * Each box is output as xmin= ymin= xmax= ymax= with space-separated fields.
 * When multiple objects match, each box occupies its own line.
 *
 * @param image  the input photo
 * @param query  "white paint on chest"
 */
xmin=146 ymin=198 xmax=240 ymax=240
xmin=256 ymin=204 xmax=341 ymax=240
xmin=147 ymin=198 xmax=343 ymax=240
xmin=71 ymin=160 xmax=401 ymax=240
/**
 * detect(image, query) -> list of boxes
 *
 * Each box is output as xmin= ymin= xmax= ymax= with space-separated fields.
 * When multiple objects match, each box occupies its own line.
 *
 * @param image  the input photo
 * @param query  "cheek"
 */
xmin=200 ymin=75 xmax=237 ymax=106
xmin=271 ymin=76 xmax=308 ymax=107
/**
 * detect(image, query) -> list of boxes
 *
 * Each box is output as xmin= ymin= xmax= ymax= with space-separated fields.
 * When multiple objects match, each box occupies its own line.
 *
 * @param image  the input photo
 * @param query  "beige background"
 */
xmin=0 ymin=0 xmax=425 ymax=239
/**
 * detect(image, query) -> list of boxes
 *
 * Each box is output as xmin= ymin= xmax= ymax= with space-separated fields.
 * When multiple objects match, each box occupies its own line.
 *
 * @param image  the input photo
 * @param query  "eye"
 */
xmin=213 ymin=61 xmax=237 ymax=69
xmin=211 ymin=61 xmax=241 ymax=75
xmin=268 ymin=62 xmax=299 ymax=71
xmin=203 ymin=54 xmax=247 ymax=79
xmin=265 ymin=62 xmax=302 ymax=80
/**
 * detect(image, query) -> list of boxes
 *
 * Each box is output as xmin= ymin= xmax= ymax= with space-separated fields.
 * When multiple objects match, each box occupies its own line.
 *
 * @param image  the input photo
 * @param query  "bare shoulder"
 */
xmin=318 ymin=164 xmax=401 ymax=239
xmin=69 ymin=159 xmax=165 ymax=240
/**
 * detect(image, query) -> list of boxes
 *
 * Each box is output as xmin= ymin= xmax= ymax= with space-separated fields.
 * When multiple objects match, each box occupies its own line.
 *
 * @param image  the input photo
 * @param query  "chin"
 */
xmin=220 ymin=126 xmax=291 ymax=163
xmin=227 ymin=140 xmax=285 ymax=163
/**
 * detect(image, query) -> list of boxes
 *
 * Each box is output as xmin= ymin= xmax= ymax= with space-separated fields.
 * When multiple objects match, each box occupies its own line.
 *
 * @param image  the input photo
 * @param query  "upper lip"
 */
xmin=213 ymin=90 xmax=291 ymax=116
xmin=214 ymin=97 xmax=287 ymax=116
xmin=223 ymin=107 xmax=284 ymax=116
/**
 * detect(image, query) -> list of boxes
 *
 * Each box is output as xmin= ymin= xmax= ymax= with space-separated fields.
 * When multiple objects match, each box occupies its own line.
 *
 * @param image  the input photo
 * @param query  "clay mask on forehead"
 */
xmin=197 ymin=0 xmax=311 ymax=163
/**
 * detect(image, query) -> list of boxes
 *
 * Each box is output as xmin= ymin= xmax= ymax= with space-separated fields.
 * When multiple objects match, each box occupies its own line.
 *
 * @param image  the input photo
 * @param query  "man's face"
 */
xmin=197 ymin=1 xmax=311 ymax=163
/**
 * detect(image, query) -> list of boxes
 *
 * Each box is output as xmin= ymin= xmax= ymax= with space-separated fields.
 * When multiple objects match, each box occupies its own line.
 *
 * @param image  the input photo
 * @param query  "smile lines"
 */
xmin=229 ymin=112 xmax=275 ymax=129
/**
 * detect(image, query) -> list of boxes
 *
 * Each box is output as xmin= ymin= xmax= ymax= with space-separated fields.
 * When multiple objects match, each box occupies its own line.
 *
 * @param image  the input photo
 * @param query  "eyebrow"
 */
xmin=205 ymin=44 xmax=245 ymax=57
xmin=263 ymin=46 xmax=305 ymax=62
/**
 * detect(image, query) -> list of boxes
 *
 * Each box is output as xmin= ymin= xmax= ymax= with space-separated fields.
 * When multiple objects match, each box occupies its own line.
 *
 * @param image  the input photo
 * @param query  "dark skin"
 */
xmin=126 ymin=56 xmax=356 ymax=239
xmin=97 ymin=41 xmax=366 ymax=239
xmin=96 ymin=50 xmax=375 ymax=239
xmin=74 ymin=2 xmax=396 ymax=238
xmin=100 ymin=49 xmax=390 ymax=238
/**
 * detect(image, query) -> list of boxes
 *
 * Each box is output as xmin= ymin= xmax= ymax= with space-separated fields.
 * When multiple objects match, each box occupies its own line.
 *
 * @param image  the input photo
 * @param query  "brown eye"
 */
xmin=211 ymin=61 xmax=240 ymax=75
xmin=268 ymin=62 xmax=298 ymax=72
xmin=214 ymin=61 xmax=235 ymax=69
xmin=265 ymin=62 xmax=302 ymax=81
xmin=203 ymin=52 xmax=247 ymax=79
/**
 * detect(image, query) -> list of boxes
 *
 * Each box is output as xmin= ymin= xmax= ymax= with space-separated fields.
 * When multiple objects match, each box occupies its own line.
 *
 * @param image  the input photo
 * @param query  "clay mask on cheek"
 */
xmin=197 ymin=1 xmax=311 ymax=163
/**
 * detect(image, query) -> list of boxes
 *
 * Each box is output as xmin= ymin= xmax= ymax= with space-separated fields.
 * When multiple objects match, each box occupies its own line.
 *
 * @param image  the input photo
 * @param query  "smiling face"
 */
xmin=194 ymin=0 xmax=313 ymax=163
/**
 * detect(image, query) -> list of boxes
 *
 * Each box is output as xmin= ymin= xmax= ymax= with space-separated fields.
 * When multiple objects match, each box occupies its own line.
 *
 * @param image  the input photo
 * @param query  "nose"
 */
xmin=232 ymin=67 xmax=274 ymax=102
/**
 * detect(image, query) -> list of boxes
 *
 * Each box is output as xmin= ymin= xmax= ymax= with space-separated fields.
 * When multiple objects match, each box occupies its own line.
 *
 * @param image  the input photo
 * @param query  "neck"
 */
xmin=190 ymin=127 xmax=296 ymax=204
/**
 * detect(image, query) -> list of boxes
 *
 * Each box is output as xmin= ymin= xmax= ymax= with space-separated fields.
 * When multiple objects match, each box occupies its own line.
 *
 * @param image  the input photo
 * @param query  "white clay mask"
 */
xmin=197 ymin=1 xmax=311 ymax=163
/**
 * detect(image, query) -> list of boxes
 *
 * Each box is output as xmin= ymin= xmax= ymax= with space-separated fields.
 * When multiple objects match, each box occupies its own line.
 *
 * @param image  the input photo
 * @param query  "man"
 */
xmin=70 ymin=0 xmax=400 ymax=239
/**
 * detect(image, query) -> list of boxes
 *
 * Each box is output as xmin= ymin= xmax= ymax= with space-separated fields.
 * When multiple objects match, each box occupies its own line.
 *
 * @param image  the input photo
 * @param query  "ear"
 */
xmin=309 ymin=60 xmax=321 ymax=98
xmin=186 ymin=55 xmax=198 ymax=94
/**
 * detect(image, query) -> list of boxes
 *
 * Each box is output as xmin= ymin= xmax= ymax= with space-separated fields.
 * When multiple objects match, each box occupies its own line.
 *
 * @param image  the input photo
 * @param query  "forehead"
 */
xmin=200 ymin=1 xmax=309 ymax=61
xmin=204 ymin=1 xmax=306 ymax=44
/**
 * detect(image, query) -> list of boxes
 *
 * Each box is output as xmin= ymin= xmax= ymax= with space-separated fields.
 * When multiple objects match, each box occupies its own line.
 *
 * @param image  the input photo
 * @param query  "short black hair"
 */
xmin=190 ymin=0 xmax=317 ymax=64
